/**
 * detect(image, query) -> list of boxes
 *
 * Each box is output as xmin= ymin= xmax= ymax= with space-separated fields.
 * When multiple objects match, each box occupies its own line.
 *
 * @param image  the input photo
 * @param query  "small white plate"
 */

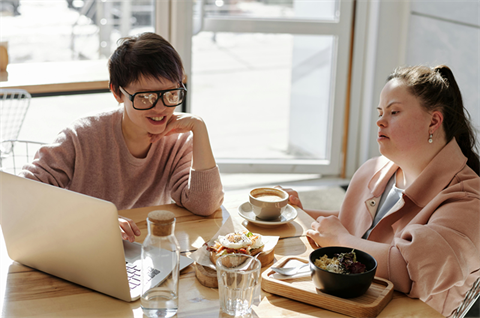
xmin=237 ymin=202 xmax=298 ymax=227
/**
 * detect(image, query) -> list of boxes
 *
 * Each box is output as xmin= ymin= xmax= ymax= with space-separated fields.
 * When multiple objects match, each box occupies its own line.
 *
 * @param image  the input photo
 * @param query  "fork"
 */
xmin=270 ymin=263 xmax=309 ymax=276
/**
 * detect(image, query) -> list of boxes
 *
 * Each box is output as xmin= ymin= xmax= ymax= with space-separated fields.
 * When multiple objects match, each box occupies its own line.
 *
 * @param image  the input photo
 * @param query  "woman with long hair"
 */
xmin=280 ymin=65 xmax=480 ymax=316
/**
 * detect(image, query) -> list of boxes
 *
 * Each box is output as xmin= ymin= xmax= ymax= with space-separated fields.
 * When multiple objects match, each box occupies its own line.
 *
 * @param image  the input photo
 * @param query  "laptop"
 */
xmin=0 ymin=171 xmax=193 ymax=302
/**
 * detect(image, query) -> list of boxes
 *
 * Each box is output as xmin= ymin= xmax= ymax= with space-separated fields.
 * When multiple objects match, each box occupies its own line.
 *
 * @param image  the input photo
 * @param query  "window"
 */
xmin=169 ymin=0 xmax=354 ymax=175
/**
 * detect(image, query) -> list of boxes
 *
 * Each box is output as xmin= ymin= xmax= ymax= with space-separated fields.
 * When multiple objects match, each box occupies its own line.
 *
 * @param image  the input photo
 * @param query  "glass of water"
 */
xmin=216 ymin=254 xmax=261 ymax=316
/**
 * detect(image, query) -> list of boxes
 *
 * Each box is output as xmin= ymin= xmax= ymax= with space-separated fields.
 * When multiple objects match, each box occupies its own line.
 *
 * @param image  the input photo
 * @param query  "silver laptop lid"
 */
xmin=0 ymin=171 xmax=132 ymax=301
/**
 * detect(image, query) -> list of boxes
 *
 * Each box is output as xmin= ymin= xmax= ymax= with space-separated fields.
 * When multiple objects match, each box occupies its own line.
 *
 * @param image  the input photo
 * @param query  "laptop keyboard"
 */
xmin=126 ymin=262 xmax=161 ymax=290
xmin=126 ymin=262 xmax=141 ymax=290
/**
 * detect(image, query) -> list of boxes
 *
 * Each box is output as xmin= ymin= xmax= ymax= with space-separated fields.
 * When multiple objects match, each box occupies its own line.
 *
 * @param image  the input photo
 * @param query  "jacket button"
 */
xmin=369 ymin=200 xmax=376 ymax=207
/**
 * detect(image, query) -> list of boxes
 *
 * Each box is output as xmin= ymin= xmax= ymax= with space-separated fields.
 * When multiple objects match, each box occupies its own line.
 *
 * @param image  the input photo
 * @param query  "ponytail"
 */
xmin=434 ymin=66 xmax=479 ymax=175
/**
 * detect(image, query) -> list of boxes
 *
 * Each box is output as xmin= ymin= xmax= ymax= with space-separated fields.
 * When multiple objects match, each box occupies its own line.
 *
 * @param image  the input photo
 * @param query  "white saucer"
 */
xmin=237 ymin=202 xmax=298 ymax=227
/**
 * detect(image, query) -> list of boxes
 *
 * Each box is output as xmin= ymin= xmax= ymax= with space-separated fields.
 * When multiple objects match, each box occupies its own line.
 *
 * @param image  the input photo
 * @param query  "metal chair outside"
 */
xmin=0 ymin=89 xmax=44 ymax=174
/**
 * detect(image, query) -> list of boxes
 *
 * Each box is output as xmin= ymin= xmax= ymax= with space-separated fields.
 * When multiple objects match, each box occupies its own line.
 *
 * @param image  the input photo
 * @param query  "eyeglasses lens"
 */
xmin=135 ymin=93 xmax=158 ymax=109
xmin=164 ymin=90 xmax=184 ymax=106
xmin=134 ymin=90 xmax=184 ymax=109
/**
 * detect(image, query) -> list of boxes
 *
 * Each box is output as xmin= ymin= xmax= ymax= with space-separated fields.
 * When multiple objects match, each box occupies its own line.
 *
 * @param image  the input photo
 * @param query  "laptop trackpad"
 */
xmin=123 ymin=240 xmax=142 ymax=263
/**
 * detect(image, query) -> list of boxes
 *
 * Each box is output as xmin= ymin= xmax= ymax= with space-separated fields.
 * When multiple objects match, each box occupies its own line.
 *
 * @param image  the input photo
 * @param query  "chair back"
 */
xmin=453 ymin=276 xmax=480 ymax=318
xmin=0 ymin=89 xmax=31 ymax=156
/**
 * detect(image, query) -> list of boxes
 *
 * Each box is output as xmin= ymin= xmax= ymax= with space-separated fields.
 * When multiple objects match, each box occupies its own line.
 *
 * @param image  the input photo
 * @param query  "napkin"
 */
xmin=189 ymin=215 xmax=279 ymax=269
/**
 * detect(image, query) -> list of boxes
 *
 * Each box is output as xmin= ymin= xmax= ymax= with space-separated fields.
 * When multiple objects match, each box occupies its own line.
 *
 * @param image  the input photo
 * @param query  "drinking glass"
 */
xmin=216 ymin=254 xmax=261 ymax=316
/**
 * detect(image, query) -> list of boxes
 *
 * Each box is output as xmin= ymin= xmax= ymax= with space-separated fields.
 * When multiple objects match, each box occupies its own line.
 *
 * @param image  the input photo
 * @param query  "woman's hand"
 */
xmin=274 ymin=186 xmax=303 ymax=209
xmin=306 ymin=215 xmax=352 ymax=247
xmin=118 ymin=216 xmax=141 ymax=242
xmin=148 ymin=113 xmax=216 ymax=171
xmin=148 ymin=112 xmax=200 ymax=143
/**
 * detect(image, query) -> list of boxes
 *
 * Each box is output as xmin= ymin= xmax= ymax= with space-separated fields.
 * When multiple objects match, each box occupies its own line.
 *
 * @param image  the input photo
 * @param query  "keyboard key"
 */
xmin=126 ymin=262 xmax=161 ymax=287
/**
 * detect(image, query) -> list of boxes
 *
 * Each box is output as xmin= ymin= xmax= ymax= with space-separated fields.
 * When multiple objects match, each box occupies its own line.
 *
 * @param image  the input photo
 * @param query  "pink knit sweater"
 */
xmin=20 ymin=108 xmax=224 ymax=215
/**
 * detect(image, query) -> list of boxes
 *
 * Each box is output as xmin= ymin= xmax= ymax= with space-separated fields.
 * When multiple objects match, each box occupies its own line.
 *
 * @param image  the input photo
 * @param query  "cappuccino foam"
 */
xmin=255 ymin=194 xmax=284 ymax=202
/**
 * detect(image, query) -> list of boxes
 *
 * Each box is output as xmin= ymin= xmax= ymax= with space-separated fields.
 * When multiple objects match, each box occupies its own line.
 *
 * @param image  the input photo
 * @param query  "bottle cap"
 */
xmin=148 ymin=210 xmax=175 ymax=224
xmin=148 ymin=210 xmax=175 ymax=236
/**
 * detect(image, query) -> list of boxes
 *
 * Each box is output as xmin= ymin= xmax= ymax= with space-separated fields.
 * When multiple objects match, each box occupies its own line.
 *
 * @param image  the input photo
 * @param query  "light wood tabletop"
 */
xmin=0 ymin=198 xmax=443 ymax=317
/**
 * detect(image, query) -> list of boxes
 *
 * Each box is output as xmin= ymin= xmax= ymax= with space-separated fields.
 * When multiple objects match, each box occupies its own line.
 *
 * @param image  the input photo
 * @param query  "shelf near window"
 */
xmin=0 ymin=60 xmax=110 ymax=97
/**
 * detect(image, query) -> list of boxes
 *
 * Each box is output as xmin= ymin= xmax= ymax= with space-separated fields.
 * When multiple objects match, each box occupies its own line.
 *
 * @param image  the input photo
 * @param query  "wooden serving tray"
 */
xmin=262 ymin=257 xmax=394 ymax=318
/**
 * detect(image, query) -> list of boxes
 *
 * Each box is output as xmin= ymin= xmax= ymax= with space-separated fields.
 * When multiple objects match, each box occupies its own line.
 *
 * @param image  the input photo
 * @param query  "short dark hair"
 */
xmin=108 ymin=32 xmax=184 ymax=97
xmin=388 ymin=65 xmax=479 ymax=175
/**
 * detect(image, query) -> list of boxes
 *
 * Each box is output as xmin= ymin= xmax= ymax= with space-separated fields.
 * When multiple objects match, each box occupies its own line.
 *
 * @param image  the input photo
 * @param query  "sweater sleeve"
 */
xmin=181 ymin=166 xmax=224 ymax=215
xmin=167 ymin=134 xmax=224 ymax=216
xmin=19 ymin=128 xmax=76 ymax=188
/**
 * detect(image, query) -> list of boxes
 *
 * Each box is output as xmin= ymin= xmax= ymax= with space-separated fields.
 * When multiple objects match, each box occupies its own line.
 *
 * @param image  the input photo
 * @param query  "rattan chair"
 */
xmin=0 ymin=89 xmax=44 ymax=174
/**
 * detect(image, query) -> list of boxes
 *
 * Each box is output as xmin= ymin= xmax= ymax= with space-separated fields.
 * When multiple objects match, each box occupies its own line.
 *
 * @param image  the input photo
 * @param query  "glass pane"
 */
xmin=1 ymin=0 xmax=154 ymax=64
xmin=198 ymin=0 xmax=338 ymax=21
xmin=191 ymin=32 xmax=335 ymax=160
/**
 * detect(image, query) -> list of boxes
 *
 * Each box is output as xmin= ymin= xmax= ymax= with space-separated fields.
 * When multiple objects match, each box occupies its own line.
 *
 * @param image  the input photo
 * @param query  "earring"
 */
xmin=428 ymin=133 xmax=433 ymax=144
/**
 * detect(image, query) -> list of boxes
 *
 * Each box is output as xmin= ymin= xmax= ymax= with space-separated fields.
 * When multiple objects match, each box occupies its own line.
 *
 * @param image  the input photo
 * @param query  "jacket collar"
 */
xmin=367 ymin=138 xmax=467 ymax=207
xmin=368 ymin=157 xmax=398 ymax=198
xmin=404 ymin=138 xmax=467 ymax=207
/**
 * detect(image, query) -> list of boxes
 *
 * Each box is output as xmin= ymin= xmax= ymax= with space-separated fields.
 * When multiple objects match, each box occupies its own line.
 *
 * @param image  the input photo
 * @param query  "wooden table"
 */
xmin=0 ymin=198 xmax=443 ymax=317
xmin=0 ymin=60 xmax=109 ymax=96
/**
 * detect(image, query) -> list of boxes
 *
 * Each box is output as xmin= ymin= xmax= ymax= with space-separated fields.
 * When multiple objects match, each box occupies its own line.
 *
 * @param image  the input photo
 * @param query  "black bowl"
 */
xmin=309 ymin=246 xmax=377 ymax=298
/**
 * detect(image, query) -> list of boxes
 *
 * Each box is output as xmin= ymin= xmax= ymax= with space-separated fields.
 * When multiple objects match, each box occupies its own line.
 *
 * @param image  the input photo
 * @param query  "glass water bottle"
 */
xmin=141 ymin=210 xmax=180 ymax=318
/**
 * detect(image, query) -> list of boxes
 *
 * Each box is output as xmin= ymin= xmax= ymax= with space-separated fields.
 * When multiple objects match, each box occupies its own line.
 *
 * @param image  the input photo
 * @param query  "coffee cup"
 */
xmin=249 ymin=187 xmax=289 ymax=220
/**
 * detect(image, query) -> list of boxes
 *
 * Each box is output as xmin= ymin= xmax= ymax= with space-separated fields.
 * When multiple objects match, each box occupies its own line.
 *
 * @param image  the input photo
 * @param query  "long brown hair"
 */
xmin=387 ymin=65 xmax=479 ymax=175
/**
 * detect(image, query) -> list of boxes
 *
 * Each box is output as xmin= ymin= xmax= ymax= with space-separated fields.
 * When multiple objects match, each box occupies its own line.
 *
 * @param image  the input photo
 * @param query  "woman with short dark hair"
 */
xmin=21 ymin=32 xmax=224 ymax=242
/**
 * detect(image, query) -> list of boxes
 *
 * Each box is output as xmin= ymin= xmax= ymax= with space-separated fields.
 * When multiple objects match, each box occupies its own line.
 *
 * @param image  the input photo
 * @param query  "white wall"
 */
xmin=406 ymin=1 xmax=480 ymax=143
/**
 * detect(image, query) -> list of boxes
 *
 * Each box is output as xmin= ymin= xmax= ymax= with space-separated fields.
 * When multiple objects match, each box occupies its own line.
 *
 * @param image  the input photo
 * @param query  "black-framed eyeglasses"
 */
xmin=119 ymin=83 xmax=186 ymax=110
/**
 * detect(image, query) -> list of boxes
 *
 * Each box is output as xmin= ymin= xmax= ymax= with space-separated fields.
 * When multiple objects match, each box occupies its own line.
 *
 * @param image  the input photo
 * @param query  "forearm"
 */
xmin=191 ymin=119 xmax=216 ymax=171
xmin=305 ymin=209 xmax=339 ymax=219
xmin=177 ymin=167 xmax=224 ymax=216
xmin=19 ymin=143 xmax=73 ymax=188
xmin=339 ymin=234 xmax=391 ymax=280
xmin=308 ymin=215 xmax=402 ymax=288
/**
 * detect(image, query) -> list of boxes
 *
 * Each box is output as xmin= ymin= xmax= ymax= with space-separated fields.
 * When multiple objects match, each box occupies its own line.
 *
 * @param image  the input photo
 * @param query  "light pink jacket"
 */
xmin=339 ymin=138 xmax=480 ymax=316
